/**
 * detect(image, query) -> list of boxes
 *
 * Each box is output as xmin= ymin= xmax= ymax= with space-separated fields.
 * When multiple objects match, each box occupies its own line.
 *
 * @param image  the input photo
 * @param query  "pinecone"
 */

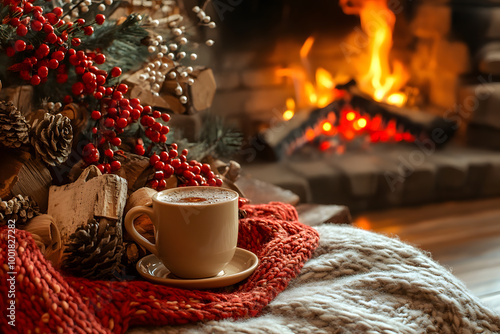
xmin=0 ymin=195 xmax=40 ymax=226
xmin=31 ymin=113 xmax=73 ymax=166
xmin=0 ymin=100 xmax=30 ymax=149
xmin=62 ymin=218 xmax=124 ymax=280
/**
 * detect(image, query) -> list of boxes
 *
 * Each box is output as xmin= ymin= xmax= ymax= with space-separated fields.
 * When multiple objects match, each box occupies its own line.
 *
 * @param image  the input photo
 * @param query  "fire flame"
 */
xmin=356 ymin=0 xmax=408 ymax=106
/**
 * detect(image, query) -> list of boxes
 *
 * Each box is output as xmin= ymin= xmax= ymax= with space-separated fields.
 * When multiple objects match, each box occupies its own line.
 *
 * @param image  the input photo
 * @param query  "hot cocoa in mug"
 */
xmin=125 ymin=186 xmax=239 ymax=279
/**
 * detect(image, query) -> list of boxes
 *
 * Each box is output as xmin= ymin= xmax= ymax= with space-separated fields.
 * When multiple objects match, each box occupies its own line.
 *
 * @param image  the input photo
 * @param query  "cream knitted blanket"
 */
xmin=128 ymin=225 xmax=500 ymax=333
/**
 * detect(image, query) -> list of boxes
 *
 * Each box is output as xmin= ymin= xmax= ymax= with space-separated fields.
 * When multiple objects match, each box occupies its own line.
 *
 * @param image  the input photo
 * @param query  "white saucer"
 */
xmin=136 ymin=248 xmax=259 ymax=289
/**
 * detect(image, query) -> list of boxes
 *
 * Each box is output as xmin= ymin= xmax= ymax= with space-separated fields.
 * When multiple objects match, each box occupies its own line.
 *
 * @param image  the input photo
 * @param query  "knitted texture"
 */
xmin=0 ymin=202 xmax=319 ymax=334
xmin=128 ymin=225 xmax=500 ymax=334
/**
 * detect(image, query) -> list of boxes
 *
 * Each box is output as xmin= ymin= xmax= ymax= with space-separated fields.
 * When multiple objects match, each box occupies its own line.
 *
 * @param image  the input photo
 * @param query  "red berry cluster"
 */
xmin=148 ymin=144 xmax=223 ymax=190
xmin=4 ymin=1 xmax=107 ymax=87
xmin=82 ymin=82 xmax=171 ymax=173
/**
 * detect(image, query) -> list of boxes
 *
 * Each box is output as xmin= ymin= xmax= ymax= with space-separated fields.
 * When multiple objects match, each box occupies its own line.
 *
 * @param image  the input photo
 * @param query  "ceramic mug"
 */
xmin=125 ymin=186 xmax=239 ymax=279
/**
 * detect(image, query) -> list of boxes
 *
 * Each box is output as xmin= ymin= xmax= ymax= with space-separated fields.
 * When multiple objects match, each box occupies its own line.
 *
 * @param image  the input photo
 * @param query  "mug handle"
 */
xmin=124 ymin=206 xmax=158 ymax=256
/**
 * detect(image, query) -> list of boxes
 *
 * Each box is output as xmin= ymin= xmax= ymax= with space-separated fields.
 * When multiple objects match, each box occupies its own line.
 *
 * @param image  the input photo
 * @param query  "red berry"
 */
xmin=75 ymin=66 xmax=85 ymax=75
xmin=48 ymin=59 xmax=59 ymax=69
xmin=104 ymin=118 xmax=114 ymax=128
xmin=154 ymin=171 xmax=164 ymax=180
xmin=71 ymin=38 xmax=81 ymax=46
xmin=110 ymin=67 xmax=122 ymax=78
xmin=91 ymin=110 xmax=101 ymax=120
xmin=160 ymin=134 xmax=167 ymax=143
xmin=150 ymin=154 xmax=160 ymax=165
xmin=181 ymin=149 xmax=189 ymax=156
xmin=94 ymin=92 xmax=103 ymax=99
xmin=163 ymin=164 xmax=175 ymax=178
xmin=152 ymin=110 xmax=161 ymax=118
xmin=97 ymin=164 xmax=106 ymax=174
xmin=130 ymin=98 xmax=141 ymax=107
xmin=110 ymin=137 xmax=122 ymax=146
xmin=76 ymin=18 xmax=85 ymax=25
xmin=96 ymin=75 xmax=106 ymax=86
xmin=161 ymin=125 xmax=169 ymax=134
xmin=82 ymin=72 xmax=96 ymax=84
xmin=152 ymin=122 xmax=162 ymax=132
xmin=116 ymin=117 xmax=128 ymax=128
xmin=46 ymin=32 xmax=57 ymax=44
xmin=183 ymin=170 xmax=195 ymax=179
xmin=92 ymin=127 xmax=98 ymax=134
xmin=135 ymin=144 xmax=145 ymax=156
xmin=150 ymin=179 xmax=159 ymax=189
xmin=215 ymin=178 xmax=223 ymax=187
xmin=16 ymin=25 xmax=28 ymax=37
xmin=160 ymin=151 xmax=169 ymax=162
xmin=120 ymin=110 xmax=130 ymax=119
xmin=110 ymin=160 xmax=121 ymax=171
xmin=95 ymin=14 xmax=106 ymax=25
xmin=154 ymin=161 xmax=165 ymax=170
xmin=145 ymin=116 xmax=155 ymax=127
xmin=130 ymin=109 xmax=141 ymax=120
xmin=161 ymin=113 xmax=171 ymax=122
xmin=10 ymin=18 xmax=20 ymax=27
xmin=150 ymin=131 xmax=160 ymax=143
xmin=201 ymin=164 xmax=211 ymax=174
xmin=14 ymin=40 xmax=26 ymax=52
xmin=112 ymin=91 xmax=123 ymax=100
xmin=30 ymin=75 xmax=41 ymax=85
xmin=72 ymin=82 xmax=84 ymax=95
xmin=104 ymin=148 xmax=114 ymax=158
xmin=43 ymin=24 xmax=54 ymax=34
xmin=52 ymin=7 xmax=63 ymax=16
xmin=171 ymin=159 xmax=181 ymax=168
xmin=169 ymin=149 xmax=178 ymax=158
xmin=31 ymin=20 xmax=43 ymax=31
xmin=107 ymin=108 xmax=117 ymax=117
xmin=117 ymin=83 xmax=128 ymax=93
xmin=38 ymin=66 xmax=49 ymax=78
xmin=158 ymin=179 xmax=167 ymax=190
xmin=82 ymin=143 xmax=99 ymax=164
xmin=95 ymin=54 xmax=106 ymax=64
xmin=69 ymin=54 xmax=80 ymax=66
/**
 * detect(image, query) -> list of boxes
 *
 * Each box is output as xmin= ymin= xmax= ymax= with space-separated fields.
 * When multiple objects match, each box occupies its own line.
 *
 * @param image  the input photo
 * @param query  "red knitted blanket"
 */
xmin=0 ymin=202 xmax=319 ymax=334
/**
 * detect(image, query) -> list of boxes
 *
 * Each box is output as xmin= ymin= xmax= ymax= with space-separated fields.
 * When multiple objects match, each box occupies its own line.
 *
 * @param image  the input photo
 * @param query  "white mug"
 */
xmin=125 ymin=186 xmax=239 ymax=278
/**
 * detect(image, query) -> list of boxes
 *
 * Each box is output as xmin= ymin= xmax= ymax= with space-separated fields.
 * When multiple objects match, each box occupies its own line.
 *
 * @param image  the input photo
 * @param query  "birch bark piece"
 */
xmin=47 ymin=165 xmax=128 ymax=249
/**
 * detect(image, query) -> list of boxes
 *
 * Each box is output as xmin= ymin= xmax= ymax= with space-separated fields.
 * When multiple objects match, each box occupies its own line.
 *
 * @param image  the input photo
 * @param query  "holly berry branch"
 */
xmin=0 ymin=0 xmax=223 ymax=191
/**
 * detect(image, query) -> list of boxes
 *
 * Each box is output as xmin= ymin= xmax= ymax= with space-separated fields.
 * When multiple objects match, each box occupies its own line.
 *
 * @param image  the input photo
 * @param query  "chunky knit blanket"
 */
xmin=128 ymin=224 xmax=500 ymax=334
xmin=0 ymin=202 xmax=319 ymax=334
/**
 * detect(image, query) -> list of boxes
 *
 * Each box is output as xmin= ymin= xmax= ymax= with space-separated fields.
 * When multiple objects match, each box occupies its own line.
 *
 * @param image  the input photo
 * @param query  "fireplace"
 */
xmin=198 ymin=0 xmax=500 ymax=211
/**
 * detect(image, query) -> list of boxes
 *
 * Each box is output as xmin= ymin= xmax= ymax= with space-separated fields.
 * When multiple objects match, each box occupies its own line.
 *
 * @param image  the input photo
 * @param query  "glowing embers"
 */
xmin=300 ymin=108 xmax=416 ymax=153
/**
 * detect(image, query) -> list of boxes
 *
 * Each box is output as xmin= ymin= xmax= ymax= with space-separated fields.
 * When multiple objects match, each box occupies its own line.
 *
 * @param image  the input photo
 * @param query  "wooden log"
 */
xmin=11 ymin=158 xmax=52 ymax=213
xmin=296 ymin=204 xmax=352 ymax=226
xmin=47 ymin=165 xmax=128 ymax=249
xmin=0 ymin=148 xmax=31 ymax=200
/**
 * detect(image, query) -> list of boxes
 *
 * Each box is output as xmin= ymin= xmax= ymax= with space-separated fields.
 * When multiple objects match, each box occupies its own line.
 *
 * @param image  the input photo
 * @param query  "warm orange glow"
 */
xmin=305 ymin=128 xmax=316 ymax=141
xmin=346 ymin=111 xmax=356 ymax=121
xmin=387 ymin=92 xmax=407 ymax=107
xmin=283 ymin=98 xmax=296 ymax=121
xmin=356 ymin=118 xmax=368 ymax=129
xmin=300 ymin=36 xmax=315 ymax=60
xmin=322 ymin=121 xmax=333 ymax=132
xmin=356 ymin=1 xmax=408 ymax=106
xmin=283 ymin=110 xmax=295 ymax=121
xmin=305 ymin=82 xmax=318 ymax=105
xmin=354 ymin=217 xmax=371 ymax=230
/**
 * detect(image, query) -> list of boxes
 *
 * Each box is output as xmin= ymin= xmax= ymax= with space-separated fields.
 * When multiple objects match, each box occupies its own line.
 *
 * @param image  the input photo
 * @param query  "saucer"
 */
xmin=136 ymin=248 xmax=259 ymax=289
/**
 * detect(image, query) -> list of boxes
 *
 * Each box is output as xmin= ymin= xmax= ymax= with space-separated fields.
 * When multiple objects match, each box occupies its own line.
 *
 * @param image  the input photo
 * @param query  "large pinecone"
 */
xmin=62 ymin=218 xmax=124 ymax=280
xmin=0 ymin=100 xmax=30 ymax=149
xmin=31 ymin=113 xmax=73 ymax=166
xmin=0 ymin=194 xmax=40 ymax=226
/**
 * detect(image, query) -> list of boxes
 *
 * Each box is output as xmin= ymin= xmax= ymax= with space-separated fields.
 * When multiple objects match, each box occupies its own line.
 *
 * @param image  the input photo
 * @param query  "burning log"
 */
xmin=257 ymin=82 xmax=457 ymax=160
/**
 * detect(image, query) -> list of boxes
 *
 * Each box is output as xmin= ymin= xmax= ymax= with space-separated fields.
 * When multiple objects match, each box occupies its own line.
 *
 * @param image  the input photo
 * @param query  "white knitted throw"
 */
xmin=128 ymin=225 xmax=500 ymax=333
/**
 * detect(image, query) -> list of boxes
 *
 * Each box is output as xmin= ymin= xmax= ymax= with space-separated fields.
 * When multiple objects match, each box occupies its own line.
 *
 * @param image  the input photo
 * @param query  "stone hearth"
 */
xmin=237 ymin=143 xmax=500 ymax=213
